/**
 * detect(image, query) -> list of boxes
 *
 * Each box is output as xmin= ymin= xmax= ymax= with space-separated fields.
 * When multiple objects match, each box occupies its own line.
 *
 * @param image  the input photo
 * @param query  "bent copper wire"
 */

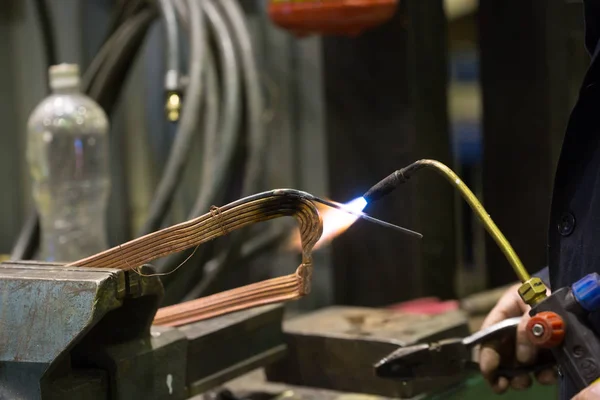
xmin=67 ymin=189 xmax=420 ymax=326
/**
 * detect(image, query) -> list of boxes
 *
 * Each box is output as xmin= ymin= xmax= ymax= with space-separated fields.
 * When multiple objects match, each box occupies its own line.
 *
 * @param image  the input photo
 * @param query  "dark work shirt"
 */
xmin=548 ymin=1 xmax=600 ymax=398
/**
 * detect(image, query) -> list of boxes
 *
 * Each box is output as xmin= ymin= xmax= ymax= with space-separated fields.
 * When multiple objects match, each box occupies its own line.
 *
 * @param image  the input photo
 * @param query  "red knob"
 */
xmin=526 ymin=311 xmax=565 ymax=348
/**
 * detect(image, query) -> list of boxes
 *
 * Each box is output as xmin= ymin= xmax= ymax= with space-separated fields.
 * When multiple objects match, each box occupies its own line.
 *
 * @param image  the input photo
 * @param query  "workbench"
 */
xmin=216 ymin=370 xmax=557 ymax=400
xmin=214 ymin=308 xmax=558 ymax=400
xmin=0 ymin=261 xmax=284 ymax=399
xmin=0 ymin=261 xmax=558 ymax=399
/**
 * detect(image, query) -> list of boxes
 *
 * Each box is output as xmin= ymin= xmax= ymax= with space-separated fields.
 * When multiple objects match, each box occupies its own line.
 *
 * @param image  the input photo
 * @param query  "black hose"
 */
xmin=188 ymin=0 xmax=241 ymax=218
xmin=159 ymin=47 xmax=223 ymax=304
xmin=138 ymin=0 xmax=206 ymax=236
xmin=220 ymin=0 xmax=266 ymax=198
xmin=190 ymin=0 xmax=268 ymax=296
xmin=89 ymin=8 xmax=158 ymax=114
xmin=81 ymin=25 xmax=123 ymax=93
xmin=10 ymin=211 xmax=40 ymax=260
xmin=105 ymin=0 xmax=145 ymax=41
xmin=160 ymin=0 xmax=268 ymax=300
xmin=154 ymin=0 xmax=243 ymax=278
xmin=32 ymin=0 xmax=57 ymax=69
xmin=157 ymin=0 xmax=181 ymax=91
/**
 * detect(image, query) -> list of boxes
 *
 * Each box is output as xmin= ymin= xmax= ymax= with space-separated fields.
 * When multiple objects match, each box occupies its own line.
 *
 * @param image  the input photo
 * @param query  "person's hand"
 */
xmin=478 ymin=283 xmax=557 ymax=393
xmin=573 ymin=382 xmax=600 ymax=399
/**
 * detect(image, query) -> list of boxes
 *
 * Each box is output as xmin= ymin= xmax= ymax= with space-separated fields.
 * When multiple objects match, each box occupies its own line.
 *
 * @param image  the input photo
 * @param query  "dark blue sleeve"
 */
xmin=585 ymin=0 xmax=600 ymax=55
xmin=533 ymin=266 xmax=551 ymax=290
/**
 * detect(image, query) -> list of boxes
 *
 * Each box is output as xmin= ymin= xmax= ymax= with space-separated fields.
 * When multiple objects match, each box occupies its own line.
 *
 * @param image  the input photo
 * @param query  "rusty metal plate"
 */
xmin=265 ymin=306 xmax=469 ymax=398
xmin=0 ymin=261 xmax=164 ymax=399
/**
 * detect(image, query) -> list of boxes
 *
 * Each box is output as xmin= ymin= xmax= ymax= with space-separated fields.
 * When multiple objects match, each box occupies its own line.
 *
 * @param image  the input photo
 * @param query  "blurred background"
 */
xmin=0 ymin=0 xmax=588 ymax=315
xmin=2 ymin=1 xmax=593 ymax=398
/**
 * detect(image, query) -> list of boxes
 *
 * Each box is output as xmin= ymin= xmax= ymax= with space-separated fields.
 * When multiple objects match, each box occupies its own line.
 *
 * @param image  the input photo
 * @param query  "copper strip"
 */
xmin=67 ymin=190 xmax=323 ymax=326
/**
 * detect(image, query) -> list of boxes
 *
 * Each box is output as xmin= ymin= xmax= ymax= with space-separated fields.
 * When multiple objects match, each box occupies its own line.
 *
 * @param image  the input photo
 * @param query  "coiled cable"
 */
xmin=139 ymin=0 xmax=206 ymax=236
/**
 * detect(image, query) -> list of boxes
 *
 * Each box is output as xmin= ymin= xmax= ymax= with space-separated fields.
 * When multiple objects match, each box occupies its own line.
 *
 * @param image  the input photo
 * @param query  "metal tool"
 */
xmin=523 ymin=273 xmax=600 ymax=390
xmin=0 ymin=261 xmax=286 ymax=400
xmin=374 ymin=317 xmax=555 ymax=381
xmin=364 ymin=159 xmax=600 ymax=391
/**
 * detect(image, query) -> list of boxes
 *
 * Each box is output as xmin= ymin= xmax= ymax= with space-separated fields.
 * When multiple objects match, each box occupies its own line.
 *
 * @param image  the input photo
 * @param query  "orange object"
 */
xmin=526 ymin=311 xmax=566 ymax=348
xmin=387 ymin=297 xmax=459 ymax=315
xmin=268 ymin=0 xmax=399 ymax=37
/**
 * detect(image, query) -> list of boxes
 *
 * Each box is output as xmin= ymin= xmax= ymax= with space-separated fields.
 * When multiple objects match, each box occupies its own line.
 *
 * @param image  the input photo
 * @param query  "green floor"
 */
xmin=431 ymin=375 xmax=557 ymax=399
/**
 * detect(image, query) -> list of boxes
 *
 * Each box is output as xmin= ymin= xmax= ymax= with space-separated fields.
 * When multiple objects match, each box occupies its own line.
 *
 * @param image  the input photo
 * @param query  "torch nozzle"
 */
xmin=363 ymin=170 xmax=408 ymax=204
xmin=363 ymin=159 xmax=533 ymax=284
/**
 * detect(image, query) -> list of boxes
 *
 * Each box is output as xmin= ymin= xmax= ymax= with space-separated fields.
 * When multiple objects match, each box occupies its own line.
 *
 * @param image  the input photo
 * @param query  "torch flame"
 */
xmin=289 ymin=197 xmax=368 ymax=251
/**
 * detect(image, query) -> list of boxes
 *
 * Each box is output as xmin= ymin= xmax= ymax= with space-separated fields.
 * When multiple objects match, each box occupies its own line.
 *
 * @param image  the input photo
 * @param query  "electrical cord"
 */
xmin=218 ymin=0 xmax=266 ymax=198
xmin=192 ymin=0 xmax=242 ymax=215
xmin=184 ymin=0 xmax=268 ymax=299
xmin=105 ymin=0 xmax=127 ymax=39
xmin=32 ymin=0 xmax=57 ymax=70
xmin=156 ymin=0 xmax=276 ymax=304
xmin=157 ymin=46 xmax=222 ymax=303
xmin=170 ymin=0 xmax=257 ymax=219
xmin=157 ymin=0 xmax=180 ymax=92
xmin=153 ymin=0 xmax=242 ymax=278
xmin=158 ymin=4 xmax=224 ymax=289
xmin=172 ymin=0 xmax=189 ymax=27
xmin=81 ymin=20 xmax=127 ymax=93
xmin=138 ymin=0 xmax=206 ymax=236
xmin=105 ymin=0 xmax=146 ymax=41
xmin=158 ymin=0 xmax=269 ymax=302
xmin=86 ymin=0 xmax=151 ymax=91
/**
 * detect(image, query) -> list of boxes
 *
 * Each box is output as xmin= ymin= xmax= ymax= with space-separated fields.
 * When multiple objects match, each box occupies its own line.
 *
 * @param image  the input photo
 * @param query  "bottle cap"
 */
xmin=573 ymin=273 xmax=600 ymax=312
xmin=49 ymin=63 xmax=80 ymax=91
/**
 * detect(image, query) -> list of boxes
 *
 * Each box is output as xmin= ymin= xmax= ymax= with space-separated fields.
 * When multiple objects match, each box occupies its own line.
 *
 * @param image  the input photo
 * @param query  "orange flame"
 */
xmin=288 ymin=197 xmax=367 ymax=251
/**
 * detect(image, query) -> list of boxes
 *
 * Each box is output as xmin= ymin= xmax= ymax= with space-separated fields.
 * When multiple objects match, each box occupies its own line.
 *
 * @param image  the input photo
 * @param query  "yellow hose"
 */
xmin=409 ymin=159 xmax=531 ymax=283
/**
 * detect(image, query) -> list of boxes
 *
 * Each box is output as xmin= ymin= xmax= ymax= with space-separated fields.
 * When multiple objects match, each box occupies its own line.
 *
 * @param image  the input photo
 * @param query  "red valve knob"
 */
xmin=526 ymin=311 xmax=565 ymax=348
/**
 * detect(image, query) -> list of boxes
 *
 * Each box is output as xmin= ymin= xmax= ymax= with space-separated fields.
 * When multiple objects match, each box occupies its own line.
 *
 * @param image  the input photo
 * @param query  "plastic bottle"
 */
xmin=27 ymin=64 xmax=111 ymax=262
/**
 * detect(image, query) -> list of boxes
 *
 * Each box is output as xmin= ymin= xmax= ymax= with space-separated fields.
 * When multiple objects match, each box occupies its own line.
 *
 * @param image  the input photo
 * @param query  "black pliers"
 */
xmin=374 ymin=317 xmax=556 ymax=380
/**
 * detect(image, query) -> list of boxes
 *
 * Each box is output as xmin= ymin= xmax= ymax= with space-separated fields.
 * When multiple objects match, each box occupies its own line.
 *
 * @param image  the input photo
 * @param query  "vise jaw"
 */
xmin=0 ymin=261 xmax=286 ymax=400
xmin=0 ymin=261 xmax=174 ymax=399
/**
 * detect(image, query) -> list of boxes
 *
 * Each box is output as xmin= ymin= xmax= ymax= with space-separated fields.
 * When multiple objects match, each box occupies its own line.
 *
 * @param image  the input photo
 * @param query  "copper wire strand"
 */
xmin=130 ymin=206 xmax=226 ymax=277
xmin=69 ymin=197 xmax=307 ymax=269
xmin=66 ymin=190 xmax=322 ymax=326
xmin=130 ymin=245 xmax=200 ymax=277
xmin=210 ymin=205 xmax=228 ymax=235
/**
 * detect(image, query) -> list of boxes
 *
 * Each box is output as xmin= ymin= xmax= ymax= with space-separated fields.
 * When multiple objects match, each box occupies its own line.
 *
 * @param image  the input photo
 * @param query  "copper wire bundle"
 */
xmin=67 ymin=189 xmax=323 ymax=326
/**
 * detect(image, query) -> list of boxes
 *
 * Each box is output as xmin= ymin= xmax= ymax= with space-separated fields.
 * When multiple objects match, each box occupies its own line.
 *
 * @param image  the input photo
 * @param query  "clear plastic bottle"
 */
xmin=27 ymin=64 xmax=111 ymax=262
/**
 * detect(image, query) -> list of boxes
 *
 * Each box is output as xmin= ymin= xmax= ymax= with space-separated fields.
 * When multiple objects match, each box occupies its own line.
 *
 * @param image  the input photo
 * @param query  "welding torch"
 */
xmin=363 ymin=159 xmax=600 ymax=391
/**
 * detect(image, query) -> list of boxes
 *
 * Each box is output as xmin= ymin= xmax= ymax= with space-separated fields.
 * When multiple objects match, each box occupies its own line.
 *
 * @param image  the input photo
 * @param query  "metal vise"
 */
xmin=0 ymin=261 xmax=285 ymax=399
